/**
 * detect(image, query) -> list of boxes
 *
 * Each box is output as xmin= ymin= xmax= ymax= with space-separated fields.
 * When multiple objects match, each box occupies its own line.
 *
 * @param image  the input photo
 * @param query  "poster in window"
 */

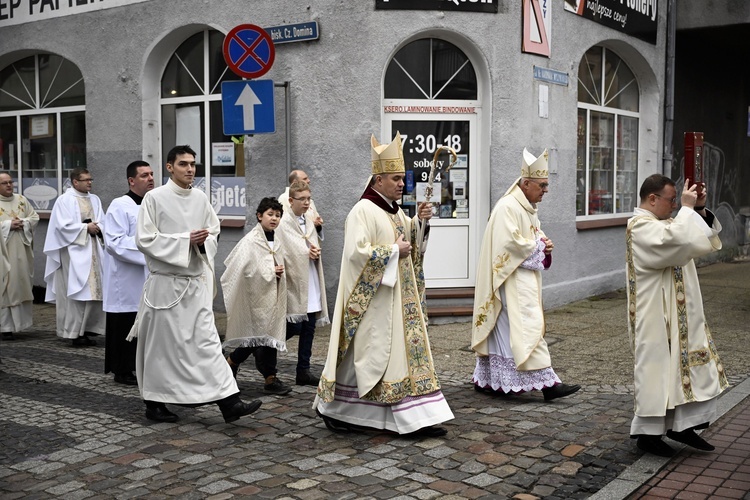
xmin=30 ymin=115 xmax=54 ymax=139
xmin=176 ymin=106 xmax=201 ymax=163
xmin=212 ymin=142 xmax=235 ymax=167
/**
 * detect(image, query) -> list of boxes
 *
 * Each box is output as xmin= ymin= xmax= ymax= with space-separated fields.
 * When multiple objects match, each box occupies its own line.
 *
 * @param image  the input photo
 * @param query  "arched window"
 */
xmin=576 ymin=46 xmax=639 ymax=217
xmin=0 ymin=53 xmax=85 ymax=210
xmin=160 ymin=29 xmax=246 ymax=217
xmin=385 ymin=38 xmax=477 ymax=100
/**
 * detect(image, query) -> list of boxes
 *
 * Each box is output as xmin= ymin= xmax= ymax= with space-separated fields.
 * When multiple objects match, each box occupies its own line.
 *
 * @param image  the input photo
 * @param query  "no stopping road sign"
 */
xmin=223 ymin=24 xmax=275 ymax=79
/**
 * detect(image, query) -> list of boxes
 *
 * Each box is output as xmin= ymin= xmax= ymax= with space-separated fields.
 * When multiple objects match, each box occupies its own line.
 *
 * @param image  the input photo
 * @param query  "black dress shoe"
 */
xmin=114 ymin=373 xmax=138 ymax=386
xmin=71 ymin=337 xmax=88 ymax=347
xmin=542 ymin=383 xmax=581 ymax=401
xmin=145 ymin=406 xmax=179 ymax=423
xmin=83 ymin=336 xmax=97 ymax=346
xmin=403 ymin=426 xmax=448 ymax=438
xmin=2 ymin=332 xmax=15 ymax=340
xmin=316 ymin=409 xmax=361 ymax=433
xmin=222 ymin=399 xmax=262 ymax=423
xmin=637 ymin=435 xmax=676 ymax=457
xmin=295 ymin=370 xmax=320 ymax=386
xmin=666 ymin=429 xmax=715 ymax=451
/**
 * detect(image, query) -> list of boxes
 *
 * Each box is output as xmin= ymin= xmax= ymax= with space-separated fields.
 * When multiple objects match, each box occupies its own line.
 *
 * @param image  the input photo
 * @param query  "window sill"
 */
xmin=576 ymin=216 xmax=630 ymax=230
xmin=219 ymin=218 xmax=246 ymax=228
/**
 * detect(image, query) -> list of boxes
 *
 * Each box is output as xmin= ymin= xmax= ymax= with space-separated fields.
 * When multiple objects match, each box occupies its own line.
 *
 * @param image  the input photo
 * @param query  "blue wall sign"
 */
xmin=265 ymin=21 xmax=319 ymax=44
xmin=533 ymin=66 xmax=569 ymax=86
xmin=221 ymin=80 xmax=276 ymax=135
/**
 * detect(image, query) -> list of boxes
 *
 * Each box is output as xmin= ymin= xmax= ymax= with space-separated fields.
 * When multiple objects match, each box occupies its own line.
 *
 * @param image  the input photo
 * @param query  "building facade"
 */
xmin=0 ymin=0 xmax=745 ymax=312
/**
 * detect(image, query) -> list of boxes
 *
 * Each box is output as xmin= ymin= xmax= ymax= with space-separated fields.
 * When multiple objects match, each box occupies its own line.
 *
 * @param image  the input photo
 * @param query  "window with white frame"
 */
xmin=160 ymin=29 xmax=247 ymax=217
xmin=576 ymin=46 xmax=639 ymax=217
xmin=0 ymin=53 xmax=86 ymax=211
xmin=384 ymin=38 xmax=477 ymax=219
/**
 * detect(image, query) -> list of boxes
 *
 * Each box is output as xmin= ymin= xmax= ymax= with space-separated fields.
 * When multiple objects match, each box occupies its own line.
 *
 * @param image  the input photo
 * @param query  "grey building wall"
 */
xmin=0 ymin=0 xmax=671 ymax=312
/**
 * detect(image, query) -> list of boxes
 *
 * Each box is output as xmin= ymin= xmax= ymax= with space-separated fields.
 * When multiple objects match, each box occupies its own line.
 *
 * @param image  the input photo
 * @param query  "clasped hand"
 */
xmin=190 ymin=229 xmax=209 ymax=246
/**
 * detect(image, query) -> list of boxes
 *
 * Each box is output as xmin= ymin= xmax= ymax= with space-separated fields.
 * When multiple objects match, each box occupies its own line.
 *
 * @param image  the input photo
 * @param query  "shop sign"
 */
xmin=0 ymin=0 xmax=154 ymax=28
xmin=564 ymin=0 xmax=657 ymax=44
xmin=375 ymin=0 xmax=497 ymax=14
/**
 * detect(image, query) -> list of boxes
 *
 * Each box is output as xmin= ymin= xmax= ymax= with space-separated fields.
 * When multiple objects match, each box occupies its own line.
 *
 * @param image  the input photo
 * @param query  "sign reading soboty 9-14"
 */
xmin=223 ymin=24 xmax=276 ymax=79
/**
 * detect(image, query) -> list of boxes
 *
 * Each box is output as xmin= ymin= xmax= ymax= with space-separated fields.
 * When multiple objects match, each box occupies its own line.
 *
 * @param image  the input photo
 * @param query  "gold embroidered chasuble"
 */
xmin=471 ymin=185 xmax=551 ymax=370
xmin=221 ymin=223 xmax=288 ymax=351
xmin=0 ymin=194 xmax=39 ymax=326
xmin=626 ymin=207 xmax=728 ymax=417
xmin=317 ymin=199 xmax=439 ymax=405
xmin=277 ymin=210 xmax=329 ymax=326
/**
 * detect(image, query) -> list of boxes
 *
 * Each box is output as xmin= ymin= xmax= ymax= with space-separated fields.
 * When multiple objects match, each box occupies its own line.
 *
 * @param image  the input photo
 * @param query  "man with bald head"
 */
xmin=0 ymin=172 xmax=39 ymax=341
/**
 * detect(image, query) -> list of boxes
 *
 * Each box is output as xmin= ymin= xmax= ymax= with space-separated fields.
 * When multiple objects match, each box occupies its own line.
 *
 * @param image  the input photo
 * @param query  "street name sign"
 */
xmin=265 ymin=21 xmax=319 ymax=44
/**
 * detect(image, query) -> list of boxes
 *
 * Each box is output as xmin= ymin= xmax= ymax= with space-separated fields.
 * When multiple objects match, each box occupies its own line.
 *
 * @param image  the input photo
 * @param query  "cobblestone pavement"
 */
xmin=1 ymin=261 xmax=748 ymax=499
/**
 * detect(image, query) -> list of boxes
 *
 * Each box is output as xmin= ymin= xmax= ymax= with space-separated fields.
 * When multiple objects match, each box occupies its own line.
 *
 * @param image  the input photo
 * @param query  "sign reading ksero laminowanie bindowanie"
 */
xmin=223 ymin=24 xmax=276 ymax=79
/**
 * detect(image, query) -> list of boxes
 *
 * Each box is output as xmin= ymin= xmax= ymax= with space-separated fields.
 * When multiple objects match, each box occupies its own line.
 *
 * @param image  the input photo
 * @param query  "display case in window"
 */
xmin=615 ymin=115 xmax=638 ymax=213
xmin=588 ymin=111 xmax=614 ymax=214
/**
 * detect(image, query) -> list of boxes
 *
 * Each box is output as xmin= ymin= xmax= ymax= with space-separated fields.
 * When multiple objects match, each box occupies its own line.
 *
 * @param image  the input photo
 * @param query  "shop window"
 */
xmin=160 ymin=29 xmax=244 ymax=217
xmin=0 ymin=54 xmax=86 ymax=211
xmin=576 ymin=46 xmax=639 ymax=218
xmin=384 ymin=39 xmax=476 ymax=219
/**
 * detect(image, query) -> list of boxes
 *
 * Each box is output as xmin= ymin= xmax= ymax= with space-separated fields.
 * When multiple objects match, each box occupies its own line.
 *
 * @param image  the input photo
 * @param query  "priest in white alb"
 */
xmin=0 ymin=172 xmax=39 ymax=340
xmin=314 ymin=132 xmax=454 ymax=438
xmin=471 ymin=148 xmax=580 ymax=401
xmin=626 ymin=174 xmax=727 ymax=457
xmin=43 ymin=168 xmax=105 ymax=346
xmin=130 ymin=144 xmax=261 ymax=424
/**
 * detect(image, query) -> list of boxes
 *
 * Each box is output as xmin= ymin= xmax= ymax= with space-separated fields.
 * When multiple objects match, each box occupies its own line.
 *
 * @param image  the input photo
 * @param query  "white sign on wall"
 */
xmin=0 ymin=0 xmax=155 ymax=28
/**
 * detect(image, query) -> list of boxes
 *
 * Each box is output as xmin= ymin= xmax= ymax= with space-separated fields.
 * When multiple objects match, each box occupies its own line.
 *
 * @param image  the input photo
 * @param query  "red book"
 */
xmin=684 ymin=132 xmax=705 ymax=196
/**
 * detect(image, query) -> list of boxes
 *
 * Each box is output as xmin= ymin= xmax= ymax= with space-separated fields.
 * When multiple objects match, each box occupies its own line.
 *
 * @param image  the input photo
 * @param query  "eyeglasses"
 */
xmin=291 ymin=196 xmax=311 ymax=202
xmin=75 ymin=177 xmax=94 ymax=182
xmin=529 ymin=180 xmax=549 ymax=189
xmin=0 ymin=181 xmax=14 ymax=186
xmin=653 ymin=193 xmax=677 ymax=204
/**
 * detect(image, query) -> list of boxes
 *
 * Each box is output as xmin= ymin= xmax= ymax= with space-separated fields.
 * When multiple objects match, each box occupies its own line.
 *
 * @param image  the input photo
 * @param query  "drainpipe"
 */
xmin=276 ymin=81 xmax=292 ymax=175
xmin=662 ymin=0 xmax=676 ymax=176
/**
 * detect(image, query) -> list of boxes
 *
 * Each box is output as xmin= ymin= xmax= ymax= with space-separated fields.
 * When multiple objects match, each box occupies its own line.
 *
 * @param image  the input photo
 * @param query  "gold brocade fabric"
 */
xmin=77 ymin=196 xmax=102 ymax=301
xmin=318 ymin=205 xmax=439 ymax=405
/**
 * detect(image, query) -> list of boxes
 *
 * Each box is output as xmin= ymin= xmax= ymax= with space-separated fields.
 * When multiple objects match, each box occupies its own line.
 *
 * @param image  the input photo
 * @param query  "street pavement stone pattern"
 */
xmin=631 ymin=396 xmax=750 ymax=499
xmin=1 ymin=261 xmax=748 ymax=499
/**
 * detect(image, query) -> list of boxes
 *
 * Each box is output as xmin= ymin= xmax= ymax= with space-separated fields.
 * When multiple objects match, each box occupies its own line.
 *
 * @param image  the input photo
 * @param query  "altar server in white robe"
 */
xmin=130 ymin=144 xmax=261 ymax=424
xmin=103 ymin=161 xmax=153 ymax=386
xmin=279 ymin=169 xmax=323 ymax=233
xmin=0 ymin=172 xmax=39 ymax=340
xmin=471 ymin=148 xmax=580 ymax=401
xmin=626 ymin=174 xmax=727 ymax=457
xmin=222 ymin=197 xmax=292 ymax=396
xmin=43 ymin=167 xmax=105 ymax=346
xmin=278 ymin=179 xmax=329 ymax=386
xmin=314 ymin=132 xmax=454 ymax=437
